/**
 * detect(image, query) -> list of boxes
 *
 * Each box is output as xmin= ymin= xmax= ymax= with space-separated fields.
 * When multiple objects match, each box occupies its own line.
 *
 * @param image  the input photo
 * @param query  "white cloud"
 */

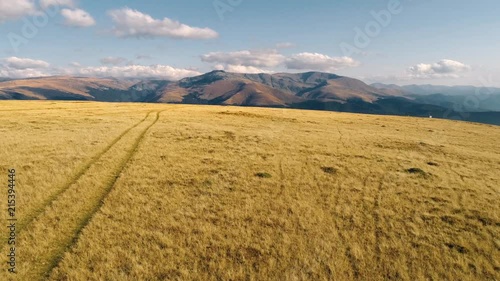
xmin=408 ymin=59 xmax=471 ymax=79
xmin=215 ymin=64 xmax=270 ymax=74
xmin=201 ymin=50 xmax=285 ymax=68
xmin=0 ymin=57 xmax=51 ymax=78
xmin=285 ymin=53 xmax=360 ymax=72
xmin=4 ymin=57 xmax=50 ymax=69
xmin=0 ymin=68 xmax=51 ymax=78
xmin=0 ymin=0 xmax=36 ymax=22
xmin=108 ymin=8 xmax=218 ymax=39
xmin=0 ymin=56 xmax=200 ymax=80
xmin=71 ymin=64 xmax=201 ymax=80
xmin=39 ymin=0 xmax=75 ymax=9
xmin=203 ymin=50 xmax=359 ymax=74
xmin=100 ymin=56 xmax=127 ymax=66
xmin=61 ymin=8 xmax=95 ymax=27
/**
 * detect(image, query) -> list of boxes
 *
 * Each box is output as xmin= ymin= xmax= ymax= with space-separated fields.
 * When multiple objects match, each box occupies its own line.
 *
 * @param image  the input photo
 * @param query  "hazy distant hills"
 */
xmin=0 ymin=72 xmax=499 ymax=125
xmin=372 ymin=83 xmax=500 ymax=112
xmin=0 ymin=77 xmax=135 ymax=101
xmin=372 ymin=83 xmax=500 ymax=96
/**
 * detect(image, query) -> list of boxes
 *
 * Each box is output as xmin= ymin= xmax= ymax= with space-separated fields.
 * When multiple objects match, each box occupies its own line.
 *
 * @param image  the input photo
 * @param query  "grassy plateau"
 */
xmin=0 ymin=100 xmax=498 ymax=281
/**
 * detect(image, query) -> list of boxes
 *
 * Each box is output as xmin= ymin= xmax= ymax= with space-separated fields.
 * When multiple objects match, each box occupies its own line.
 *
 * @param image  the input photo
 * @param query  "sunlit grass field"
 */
xmin=0 ymin=101 xmax=498 ymax=281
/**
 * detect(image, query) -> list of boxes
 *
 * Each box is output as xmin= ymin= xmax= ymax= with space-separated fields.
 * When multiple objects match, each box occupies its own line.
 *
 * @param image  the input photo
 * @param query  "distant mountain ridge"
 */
xmin=150 ymin=71 xmax=403 ymax=106
xmin=0 ymin=72 xmax=498 ymax=125
xmin=372 ymin=83 xmax=500 ymax=112
xmin=371 ymin=83 xmax=500 ymax=96
xmin=0 ymin=76 xmax=135 ymax=101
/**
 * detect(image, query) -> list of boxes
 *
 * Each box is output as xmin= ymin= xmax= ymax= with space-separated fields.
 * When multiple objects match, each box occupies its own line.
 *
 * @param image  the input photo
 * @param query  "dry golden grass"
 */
xmin=0 ymin=101 xmax=498 ymax=281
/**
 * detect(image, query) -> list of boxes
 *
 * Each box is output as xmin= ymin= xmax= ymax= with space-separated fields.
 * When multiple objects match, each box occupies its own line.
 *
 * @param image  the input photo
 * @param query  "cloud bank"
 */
xmin=0 ymin=57 xmax=51 ymax=78
xmin=0 ymin=0 xmax=36 ymax=22
xmin=72 ymin=65 xmax=201 ymax=80
xmin=201 ymin=50 xmax=285 ymax=68
xmin=202 ymin=50 xmax=359 ymax=73
xmin=0 ymin=56 xmax=200 ymax=80
xmin=108 ymin=8 xmax=218 ymax=39
xmin=285 ymin=53 xmax=360 ymax=72
xmin=61 ymin=8 xmax=96 ymax=27
xmin=408 ymin=59 xmax=471 ymax=79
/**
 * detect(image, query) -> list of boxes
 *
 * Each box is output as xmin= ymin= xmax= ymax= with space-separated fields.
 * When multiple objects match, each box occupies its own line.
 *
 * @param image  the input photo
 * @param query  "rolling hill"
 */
xmin=0 ymin=76 xmax=136 ymax=101
xmin=0 ymin=101 xmax=498 ymax=280
xmin=0 ymin=72 xmax=499 ymax=125
xmin=0 ymin=71 xmax=403 ymax=105
xmin=146 ymin=71 xmax=403 ymax=106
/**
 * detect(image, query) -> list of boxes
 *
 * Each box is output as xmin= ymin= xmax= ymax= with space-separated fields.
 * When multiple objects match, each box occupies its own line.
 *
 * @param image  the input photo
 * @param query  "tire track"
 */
xmin=0 ymin=111 xmax=160 ymax=281
xmin=305 ymin=147 xmax=360 ymax=279
xmin=439 ymin=155 xmax=466 ymax=211
xmin=308 ymin=155 xmax=360 ymax=278
xmin=0 ymin=111 xmax=152 ymax=254
xmin=332 ymin=178 xmax=360 ymax=279
xmin=393 ymin=143 xmax=425 ymax=278
xmin=12 ymin=111 xmax=153 ymax=238
xmin=44 ymin=111 xmax=163 ymax=279
xmin=276 ymin=158 xmax=286 ymax=198
xmin=360 ymin=174 xmax=370 ymax=210
xmin=336 ymin=125 xmax=348 ymax=151
xmin=332 ymin=125 xmax=360 ymax=278
xmin=372 ymin=177 xmax=385 ymax=267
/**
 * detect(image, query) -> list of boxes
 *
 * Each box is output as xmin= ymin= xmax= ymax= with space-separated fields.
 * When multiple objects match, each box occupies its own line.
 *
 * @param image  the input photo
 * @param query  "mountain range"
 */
xmin=1 ymin=71 xmax=499 ymax=125
xmin=372 ymin=83 xmax=500 ymax=113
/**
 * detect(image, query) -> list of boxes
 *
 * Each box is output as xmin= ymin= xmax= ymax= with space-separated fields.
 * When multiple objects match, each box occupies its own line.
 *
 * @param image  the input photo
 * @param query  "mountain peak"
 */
xmin=178 ymin=70 xmax=233 ymax=87
xmin=208 ymin=70 xmax=226 ymax=74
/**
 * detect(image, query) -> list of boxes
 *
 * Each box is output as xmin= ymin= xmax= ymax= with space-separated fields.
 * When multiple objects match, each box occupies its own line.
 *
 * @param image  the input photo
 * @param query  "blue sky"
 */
xmin=1 ymin=0 xmax=499 ymax=86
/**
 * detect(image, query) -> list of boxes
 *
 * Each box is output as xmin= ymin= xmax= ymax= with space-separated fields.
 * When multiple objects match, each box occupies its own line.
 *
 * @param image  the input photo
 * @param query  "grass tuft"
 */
xmin=321 ymin=166 xmax=337 ymax=174
xmin=406 ymin=167 xmax=427 ymax=176
xmin=255 ymin=172 xmax=272 ymax=178
xmin=445 ymin=243 xmax=468 ymax=254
